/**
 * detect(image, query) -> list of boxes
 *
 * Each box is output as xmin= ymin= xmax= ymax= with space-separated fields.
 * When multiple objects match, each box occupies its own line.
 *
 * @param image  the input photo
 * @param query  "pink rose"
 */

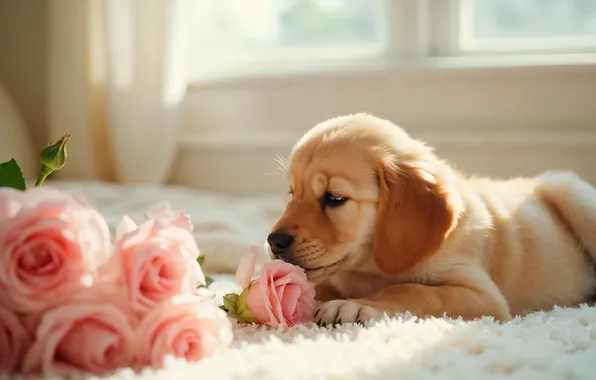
xmin=0 ymin=306 xmax=29 ymax=372
xmin=101 ymin=205 xmax=205 ymax=315
xmin=135 ymin=295 xmax=233 ymax=369
xmin=235 ymin=246 xmax=316 ymax=328
xmin=0 ymin=187 xmax=111 ymax=312
xmin=22 ymin=284 xmax=136 ymax=376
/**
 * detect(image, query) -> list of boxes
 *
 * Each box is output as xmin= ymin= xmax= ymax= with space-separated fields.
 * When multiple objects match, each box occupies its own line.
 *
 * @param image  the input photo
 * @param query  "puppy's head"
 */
xmin=267 ymin=114 xmax=462 ymax=282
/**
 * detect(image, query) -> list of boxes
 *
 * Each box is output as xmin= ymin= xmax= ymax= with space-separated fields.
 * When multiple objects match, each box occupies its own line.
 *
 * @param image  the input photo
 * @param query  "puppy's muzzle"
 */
xmin=267 ymin=229 xmax=295 ymax=260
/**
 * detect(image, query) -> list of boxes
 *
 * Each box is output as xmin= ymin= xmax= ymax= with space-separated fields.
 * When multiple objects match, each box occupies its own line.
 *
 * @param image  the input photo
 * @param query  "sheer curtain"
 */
xmin=46 ymin=0 xmax=193 ymax=184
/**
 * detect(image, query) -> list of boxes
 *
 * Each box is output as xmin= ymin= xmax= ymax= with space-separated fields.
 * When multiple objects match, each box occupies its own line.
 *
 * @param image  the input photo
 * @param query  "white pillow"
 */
xmin=0 ymin=81 xmax=37 ymax=180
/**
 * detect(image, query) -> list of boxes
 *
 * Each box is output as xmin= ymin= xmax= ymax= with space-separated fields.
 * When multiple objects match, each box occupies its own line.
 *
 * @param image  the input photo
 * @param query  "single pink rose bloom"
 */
xmin=101 ymin=216 xmax=205 ymax=315
xmin=0 ymin=187 xmax=111 ymax=312
xmin=21 ymin=284 xmax=136 ymax=376
xmin=135 ymin=295 xmax=233 ymax=369
xmin=246 ymin=260 xmax=316 ymax=329
xmin=235 ymin=245 xmax=258 ymax=289
xmin=0 ymin=306 xmax=30 ymax=372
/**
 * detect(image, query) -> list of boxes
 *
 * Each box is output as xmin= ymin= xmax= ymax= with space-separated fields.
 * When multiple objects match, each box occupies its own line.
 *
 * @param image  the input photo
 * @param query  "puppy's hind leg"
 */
xmin=537 ymin=170 xmax=596 ymax=261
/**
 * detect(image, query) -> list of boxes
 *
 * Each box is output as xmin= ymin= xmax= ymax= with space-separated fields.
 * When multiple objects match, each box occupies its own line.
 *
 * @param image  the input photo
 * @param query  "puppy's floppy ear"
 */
xmin=373 ymin=157 xmax=460 ymax=275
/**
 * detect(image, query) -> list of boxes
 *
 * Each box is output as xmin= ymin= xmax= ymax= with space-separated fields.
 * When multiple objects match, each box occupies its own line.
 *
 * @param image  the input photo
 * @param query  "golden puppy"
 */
xmin=266 ymin=113 xmax=596 ymax=325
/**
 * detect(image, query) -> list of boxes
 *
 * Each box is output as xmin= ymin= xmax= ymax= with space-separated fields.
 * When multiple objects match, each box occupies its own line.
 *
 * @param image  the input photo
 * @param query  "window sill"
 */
xmin=187 ymin=53 xmax=596 ymax=87
xmin=172 ymin=129 xmax=596 ymax=195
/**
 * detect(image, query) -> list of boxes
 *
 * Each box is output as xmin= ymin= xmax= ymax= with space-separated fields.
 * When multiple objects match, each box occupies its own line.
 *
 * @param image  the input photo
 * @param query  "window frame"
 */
xmin=186 ymin=0 xmax=390 ymax=81
xmin=430 ymin=0 xmax=596 ymax=57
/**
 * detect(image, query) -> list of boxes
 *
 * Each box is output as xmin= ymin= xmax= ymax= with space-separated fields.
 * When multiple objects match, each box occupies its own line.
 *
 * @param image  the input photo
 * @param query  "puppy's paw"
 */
xmin=315 ymin=300 xmax=379 ymax=327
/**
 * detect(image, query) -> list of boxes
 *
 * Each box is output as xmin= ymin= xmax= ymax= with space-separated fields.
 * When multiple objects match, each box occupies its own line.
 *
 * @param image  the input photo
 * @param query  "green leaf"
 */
xmin=222 ymin=293 xmax=239 ymax=316
xmin=0 ymin=158 xmax=26 ymax=191
xmin=236 ymin=288 xmax=250 ymax=314
xmin=197 ymin=256 xmax=205 ymax=266
xmin=197 ymin=276 xmax=214 ymax=289
xmin=235 ymin=287 xmax=257 ymax=323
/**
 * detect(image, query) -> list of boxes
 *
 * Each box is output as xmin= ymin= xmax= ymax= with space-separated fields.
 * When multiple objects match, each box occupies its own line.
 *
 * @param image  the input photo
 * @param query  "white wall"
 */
xmin=172 ymin=61 xmax=596 ymax=195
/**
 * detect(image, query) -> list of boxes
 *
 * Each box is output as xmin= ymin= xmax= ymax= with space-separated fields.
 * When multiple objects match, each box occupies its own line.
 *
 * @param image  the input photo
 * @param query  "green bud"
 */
xmin=35 ymin=134 xmax=70 ymax=187
xmin=40 ymin=134 xmax=70 ymax=171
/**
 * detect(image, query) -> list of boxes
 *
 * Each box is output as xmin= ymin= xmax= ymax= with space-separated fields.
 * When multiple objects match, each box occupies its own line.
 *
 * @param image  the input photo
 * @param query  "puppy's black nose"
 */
xmin=267 ymin=230 xmax=294 ymax=257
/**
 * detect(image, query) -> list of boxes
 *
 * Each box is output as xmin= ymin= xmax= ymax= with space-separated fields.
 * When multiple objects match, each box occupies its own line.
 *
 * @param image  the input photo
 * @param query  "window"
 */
xmin=189 ymin=0 xmax=385 ymax=51
xmin=188 ymin=0 xmax=596 ymax=80
xmin=188 ymin=0 xmax=386 ymax=78
xmin=458 ymin=0 xmax=596 ymax=52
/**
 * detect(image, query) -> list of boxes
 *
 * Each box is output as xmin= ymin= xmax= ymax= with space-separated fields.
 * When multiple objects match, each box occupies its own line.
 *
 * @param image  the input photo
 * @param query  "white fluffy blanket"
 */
xmin=6 ymin=274 xmax=595 ymax=380
xmin=8 ymin=181 xmax=593 ymax=380
xmin=175 ymin=277 xmax=596 ymax=380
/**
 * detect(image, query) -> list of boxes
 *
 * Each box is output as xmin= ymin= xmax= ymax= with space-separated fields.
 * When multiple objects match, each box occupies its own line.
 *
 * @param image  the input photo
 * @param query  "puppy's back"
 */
xmin=462 ymin=173 xmax=596 ymax=315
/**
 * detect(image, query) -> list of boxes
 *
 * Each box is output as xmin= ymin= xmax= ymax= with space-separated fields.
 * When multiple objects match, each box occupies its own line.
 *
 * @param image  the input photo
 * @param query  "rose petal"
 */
xmin=55 ymin=319 xmax=122 ymax=374
xmin=266 ymin=271 xmax=285 ymax=328
xmin=115 ymin=215 xmax=137 ymax=241
xmin=125 ymin=242 xmax=182 ymax=312
xmin=0 ymin=306 xmax=29 ymax=371
xmin=235 ymin=247 xmax=257 ymax=289
xmin=158 ymin=225 xmax=201 ymax=260
xmin=144 ymin=201 xmax=173 ymax=221
xmin=21 ymin=290 xmax=135 ymax=376
xmin=0 ymin=221 xmax=88 ymax=311
xmin=135 ymin=296 xmax=232 ymax=368
xmin=245 ymin=259 xmax=316 ymax=329
xmin=181 ymin=258 xmax=204 ymax=294
xmin=246 ymin=274 xmax=275 ymax=325
xmin=145 ymin=202 xmax=193 ymax=232
xmin=110 ymin=221 xmax=205 ymax=315
xmin=0 ymin=188 xmax=111 ymax=313
xmin=278 ymin=284 xmax=300 ymax=326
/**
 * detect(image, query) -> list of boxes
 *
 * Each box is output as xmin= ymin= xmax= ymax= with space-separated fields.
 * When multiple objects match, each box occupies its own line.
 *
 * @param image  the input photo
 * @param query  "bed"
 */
xmin=43 ymin=179 xmax=282 ymax=274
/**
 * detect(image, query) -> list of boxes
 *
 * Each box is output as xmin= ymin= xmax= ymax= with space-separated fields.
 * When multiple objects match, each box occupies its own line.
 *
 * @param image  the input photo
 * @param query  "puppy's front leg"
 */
xmin=314 ymin=282 xmax=344 ymax=302
xmin=315 ymin=283 xmax=511 ymax=326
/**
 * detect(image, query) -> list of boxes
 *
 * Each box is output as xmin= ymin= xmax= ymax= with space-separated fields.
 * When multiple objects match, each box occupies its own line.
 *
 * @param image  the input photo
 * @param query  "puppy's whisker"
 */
xmin=273 ymin=154 xmax=288 ymax=173
xmin=274 ymin=153 xmax=285 ymax=166
xmin=254 ymin=172 xmax=281 ymax=180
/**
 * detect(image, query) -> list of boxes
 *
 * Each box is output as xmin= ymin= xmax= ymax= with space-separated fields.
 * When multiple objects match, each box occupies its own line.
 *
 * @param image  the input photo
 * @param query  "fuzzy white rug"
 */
xmin=8 ymin=181 xmax=593 ymax=380
xmin=6 ymin=274 xmax=595 ymax=380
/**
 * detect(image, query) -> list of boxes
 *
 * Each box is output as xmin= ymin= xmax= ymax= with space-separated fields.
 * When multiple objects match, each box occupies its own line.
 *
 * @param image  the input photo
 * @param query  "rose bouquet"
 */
xmin=1 ymin=134 xmax=319 ymax=376
xmin=0 ymin=136 xmax=232 ymax=376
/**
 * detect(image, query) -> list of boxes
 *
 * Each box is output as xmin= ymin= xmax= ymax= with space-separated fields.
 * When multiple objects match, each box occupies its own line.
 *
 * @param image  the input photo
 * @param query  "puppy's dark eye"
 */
xmin=320 ymin=191 xmax=348 ymax=209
